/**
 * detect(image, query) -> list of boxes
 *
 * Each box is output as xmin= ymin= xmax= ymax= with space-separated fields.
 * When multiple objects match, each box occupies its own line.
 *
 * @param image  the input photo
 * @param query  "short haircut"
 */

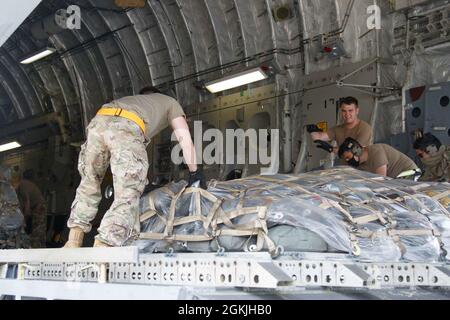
xmin=338 ymin=137 xmax=363 ymax=159
xmin=414 ymin=133 xmax=442 ymax=153
xmin=339 ymin=97 xmax=359 ymax=108
xmin=139 ymin=86 xmax=162 ymax=95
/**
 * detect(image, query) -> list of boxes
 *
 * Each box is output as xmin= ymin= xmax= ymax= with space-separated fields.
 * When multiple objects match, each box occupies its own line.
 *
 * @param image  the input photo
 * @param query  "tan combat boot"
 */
xmin=93 ymin=238 xmax=112 ymax=248
xmin=63 ymin=227 xmax=84 ymax=248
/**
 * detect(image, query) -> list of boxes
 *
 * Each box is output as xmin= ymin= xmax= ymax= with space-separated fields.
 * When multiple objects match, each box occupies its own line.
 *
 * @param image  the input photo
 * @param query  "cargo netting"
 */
xmin=137 ymin=167 xmax=450 ymax=263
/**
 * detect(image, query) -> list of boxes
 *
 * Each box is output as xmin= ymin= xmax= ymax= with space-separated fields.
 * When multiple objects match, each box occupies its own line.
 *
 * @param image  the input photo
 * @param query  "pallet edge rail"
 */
xmin=1 ymin=248 xmax=450 ymax=299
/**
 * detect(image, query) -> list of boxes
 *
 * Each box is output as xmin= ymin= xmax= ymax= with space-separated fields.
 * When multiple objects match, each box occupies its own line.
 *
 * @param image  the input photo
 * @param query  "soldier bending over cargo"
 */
xmin=338 ymin=138 xmax=419 ymax=179
xmin=13 ymin=169 xmax=47 ymax=248
xmin=64 ymin=87 xmax=205 ymax=248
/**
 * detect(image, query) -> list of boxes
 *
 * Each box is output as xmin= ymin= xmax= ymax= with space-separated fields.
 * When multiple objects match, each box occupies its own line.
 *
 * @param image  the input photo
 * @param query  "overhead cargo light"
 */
xmin=0 ymin=141 xmax=21 ymax=153
xmin=20 ymin=47 xmax=56 ymax=65
xmin=205 ymin=67 xmax=269 ymax=93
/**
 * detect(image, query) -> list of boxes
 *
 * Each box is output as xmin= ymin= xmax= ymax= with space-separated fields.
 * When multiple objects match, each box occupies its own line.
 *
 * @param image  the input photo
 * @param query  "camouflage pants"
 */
xmin=68 ymin=115 xmax=149 ymax=246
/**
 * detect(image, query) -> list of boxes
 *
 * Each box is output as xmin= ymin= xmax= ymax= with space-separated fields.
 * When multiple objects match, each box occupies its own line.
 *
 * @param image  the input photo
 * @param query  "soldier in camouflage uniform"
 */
xmin=65 ymin=87 xmax=205 ymax=248
xmin=0 ymin=165 xmax=25 ymax=249
xmin=13 ymin=169 xmax=47 ymax=248
xmin=414 ymin=133 xmax=450 ymax=182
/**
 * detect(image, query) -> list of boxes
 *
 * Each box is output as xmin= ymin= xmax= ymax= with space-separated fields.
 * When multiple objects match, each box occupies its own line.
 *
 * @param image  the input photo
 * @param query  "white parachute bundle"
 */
xmin=137 ymin=167 xmax=450 ymax=263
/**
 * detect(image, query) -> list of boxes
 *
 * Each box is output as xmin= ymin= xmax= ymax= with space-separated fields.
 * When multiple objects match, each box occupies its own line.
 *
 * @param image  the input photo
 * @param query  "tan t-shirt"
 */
xmin=17 ymin=179 xmax=45 ymax=210
xmin=327 ymin=120 xmax=373 ymax=147
xmin=359 ymin=144 xmax=418 ymax=178
xmin=105 ymin=93 xmax=186 ymax=141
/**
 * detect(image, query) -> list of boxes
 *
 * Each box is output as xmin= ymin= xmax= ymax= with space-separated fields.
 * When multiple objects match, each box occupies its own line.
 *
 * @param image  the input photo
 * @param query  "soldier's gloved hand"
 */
xmin=306 ymin=124 xmax=323 ymax=133
xmin=314 ymin=140 xmax=334 ymax=153
xmin=188 ymin=169 xmax=207 ymax=190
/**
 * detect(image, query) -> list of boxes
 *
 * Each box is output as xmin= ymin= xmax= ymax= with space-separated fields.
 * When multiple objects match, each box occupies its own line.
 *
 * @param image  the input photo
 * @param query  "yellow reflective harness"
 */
xmin=97 ymin=107 xmax=146 ymax=134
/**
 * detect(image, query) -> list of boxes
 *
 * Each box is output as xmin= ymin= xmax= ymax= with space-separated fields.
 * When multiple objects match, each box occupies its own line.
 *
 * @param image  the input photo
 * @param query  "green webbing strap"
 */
xmin=356 ymin=228 xmax=439 ymax=238
xmin=203 ymin=198 xmax=222 ymax=231
xmin=163 ymin=185 xmax=187 ymax=238
xmin=195 ymin=189 xmax=202 ymax=217
xmin=172 ymin=215 xmax=207 ymax=226
xmin=139 ymin=232 xmax=213 ymax=242
xmin=139 ymin=210 xmax=157 ymax=223
xmin=432 ymin=190 xmax=450 ymax=200
xmin=139 ymin=195 xmax=157 ymax=222
xmin=345 ymin=170 xmax=425 ymax=211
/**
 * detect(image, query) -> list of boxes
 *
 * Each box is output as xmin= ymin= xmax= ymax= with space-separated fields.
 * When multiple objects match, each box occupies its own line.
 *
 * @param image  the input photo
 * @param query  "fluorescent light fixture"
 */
xmin=20 ymin=48 xmax=56 ymax=65
xmin=0 ymin=141 xmax=21 ymax=153
xmin=205 ymin=67 xmax=269 ymax=93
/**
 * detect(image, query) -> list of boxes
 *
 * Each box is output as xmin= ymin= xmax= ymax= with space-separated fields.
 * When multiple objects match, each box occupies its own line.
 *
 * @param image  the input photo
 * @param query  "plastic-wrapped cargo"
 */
xmin=0 ymin=165 xmax=25 ymax=248
xmin=138 ymin=167 xmax=450 ymax=263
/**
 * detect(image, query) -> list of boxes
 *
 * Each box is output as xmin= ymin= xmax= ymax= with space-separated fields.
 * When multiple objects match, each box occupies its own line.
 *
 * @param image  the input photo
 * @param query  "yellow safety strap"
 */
xmin=97 ymin=108 xmax=146 ymax=134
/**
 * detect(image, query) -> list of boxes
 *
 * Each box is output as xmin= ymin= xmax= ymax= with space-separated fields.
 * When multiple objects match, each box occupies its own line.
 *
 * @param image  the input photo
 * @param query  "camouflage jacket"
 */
xmin=420 ymin=146 xmax=450 ymax=182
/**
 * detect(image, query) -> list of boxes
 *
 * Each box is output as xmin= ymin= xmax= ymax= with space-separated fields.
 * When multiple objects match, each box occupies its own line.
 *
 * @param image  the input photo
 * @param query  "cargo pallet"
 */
xmin=1 ymin=247 xmax=450 ymax=300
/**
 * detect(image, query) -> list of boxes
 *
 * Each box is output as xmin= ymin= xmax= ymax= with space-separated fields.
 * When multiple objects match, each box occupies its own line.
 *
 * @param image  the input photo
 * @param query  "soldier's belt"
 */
xmin=97 ymin=108 xmax=146 ymax=134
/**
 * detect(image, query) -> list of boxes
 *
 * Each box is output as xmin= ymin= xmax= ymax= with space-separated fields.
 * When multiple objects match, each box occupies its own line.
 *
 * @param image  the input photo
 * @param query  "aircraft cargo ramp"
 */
xmin=1 ymin=168 xmax=450 ymax=300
